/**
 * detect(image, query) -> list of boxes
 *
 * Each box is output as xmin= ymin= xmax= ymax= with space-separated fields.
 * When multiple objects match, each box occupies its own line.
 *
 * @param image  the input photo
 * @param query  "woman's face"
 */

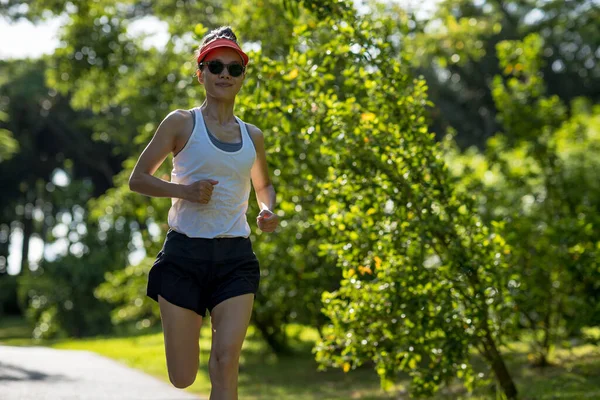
xmin=198 ymin=47 xmax=245 ymax=101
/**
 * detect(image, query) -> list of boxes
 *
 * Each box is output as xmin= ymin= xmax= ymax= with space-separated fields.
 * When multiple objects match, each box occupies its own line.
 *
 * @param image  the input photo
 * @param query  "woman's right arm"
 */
xmin=129 ymin=110 xmax=218 ymax=203
xmin=128 ymin=110 xmax=189 ymax=199
xmin=129 ymin=110 xmax=217 ymax=203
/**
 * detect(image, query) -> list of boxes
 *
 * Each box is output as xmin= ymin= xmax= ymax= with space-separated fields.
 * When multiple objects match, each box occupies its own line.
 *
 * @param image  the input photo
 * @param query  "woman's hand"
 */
xmin=182 ymin=179 xmax=219 ymax=203
xmin=257 ymin=209 xmax=279 ymax=232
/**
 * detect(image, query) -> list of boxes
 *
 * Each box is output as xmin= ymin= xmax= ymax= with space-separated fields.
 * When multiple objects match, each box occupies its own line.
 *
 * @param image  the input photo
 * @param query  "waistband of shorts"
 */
xmin=167 ymin=229 xmax=249 ymax=241
xmin=163 ymin=229 xmax=254 ymax=262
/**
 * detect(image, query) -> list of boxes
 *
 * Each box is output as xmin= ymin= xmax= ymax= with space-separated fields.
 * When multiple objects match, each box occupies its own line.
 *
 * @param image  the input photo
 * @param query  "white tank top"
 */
xmin=168 ymin=108 xmax=256 ymax=238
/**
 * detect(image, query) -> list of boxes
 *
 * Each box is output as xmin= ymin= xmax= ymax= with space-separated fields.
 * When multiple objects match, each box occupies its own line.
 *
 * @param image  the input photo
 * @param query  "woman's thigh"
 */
xmin=209 ymin=293 xmax=254 ymax=361
xmin=159 ymin=295 xmax=203 ymax=384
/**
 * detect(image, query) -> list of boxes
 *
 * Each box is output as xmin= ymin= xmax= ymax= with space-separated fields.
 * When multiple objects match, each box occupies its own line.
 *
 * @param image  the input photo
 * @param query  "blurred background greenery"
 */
xmin=0 ymin=0 xmax=599 ymax=399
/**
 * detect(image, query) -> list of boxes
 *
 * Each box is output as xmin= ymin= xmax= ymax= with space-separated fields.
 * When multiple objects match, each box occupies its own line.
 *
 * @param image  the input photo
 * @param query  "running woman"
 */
xmin=129 ymin=26 xmax=278 ymax=400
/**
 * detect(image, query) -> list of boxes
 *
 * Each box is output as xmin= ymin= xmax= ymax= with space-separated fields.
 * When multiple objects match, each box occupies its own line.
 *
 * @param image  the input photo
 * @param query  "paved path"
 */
xmin=0 ymin=345 xmax=204 ymax=400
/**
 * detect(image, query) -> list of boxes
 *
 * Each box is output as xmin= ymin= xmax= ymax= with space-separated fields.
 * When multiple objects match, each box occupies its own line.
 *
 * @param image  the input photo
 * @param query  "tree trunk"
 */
xmin=538 ymin=310 xmax=552 ymax=367
xmin=481 ymin=331 xmax=518 ymax=399
xmin=253 ymin=316 xmax=292 ymax=355
xmin=0 ymin=223 xmax=9 ymax=275
xmin=20 ymin=212 xmax=33 ymax=275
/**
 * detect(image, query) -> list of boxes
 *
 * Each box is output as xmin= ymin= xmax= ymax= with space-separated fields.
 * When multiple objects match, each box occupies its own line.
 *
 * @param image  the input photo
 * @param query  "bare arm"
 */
xmin=248 ymin=124 xmax=279 ymax=233
xmin=129 ymin=110 xmax=218 ymax=203
xmin=248 ymin=124 xmax=276 ymax=211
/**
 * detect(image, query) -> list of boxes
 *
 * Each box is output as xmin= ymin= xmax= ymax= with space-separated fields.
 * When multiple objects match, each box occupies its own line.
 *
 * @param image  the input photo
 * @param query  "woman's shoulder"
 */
xmin=243 ymin=122 xmax=263 ymax=139
xmin=164 ymin=109 xmax=195 ymax=125
xmin=160 ymin=109 xmax=195 ymax=135
xmin=243 ymin=122 xmax=266 ymax=153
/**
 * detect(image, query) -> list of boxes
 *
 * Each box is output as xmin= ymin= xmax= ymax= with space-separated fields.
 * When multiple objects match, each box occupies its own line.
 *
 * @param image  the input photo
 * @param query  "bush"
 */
xmin=18 ymin=221 xmax=130 ymax=339
xmin=95 ymin=256 xmax=159 ymax=331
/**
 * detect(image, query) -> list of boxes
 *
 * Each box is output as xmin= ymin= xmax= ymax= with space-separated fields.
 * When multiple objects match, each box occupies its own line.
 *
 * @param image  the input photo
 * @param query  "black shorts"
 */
xmin=147 ymin=229 xmax=260 ymax=316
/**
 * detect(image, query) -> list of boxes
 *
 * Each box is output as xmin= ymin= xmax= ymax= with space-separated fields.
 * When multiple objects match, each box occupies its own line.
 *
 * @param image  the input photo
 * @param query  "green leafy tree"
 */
xmin=0 ymin=59 xmax=120 ymax=276
xmin=405 ymin=0 xmax=600 ymax=147
xmin=0 ymin=57 xmax=127 ymax=333
xmin=444 ymin=34 xmax=600 ymax=366
xmin=17 ymin=180 xmax=131 ymax=338
xmin=296 ymin=11 xmax=518 ymax=398
xmin=0 ymin=122 xmax=18 ymax=163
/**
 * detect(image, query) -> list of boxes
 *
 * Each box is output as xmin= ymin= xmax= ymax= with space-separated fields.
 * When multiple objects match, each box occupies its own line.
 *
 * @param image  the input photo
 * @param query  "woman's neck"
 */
xmin=200 ymin=98 xmax=236 ymax=126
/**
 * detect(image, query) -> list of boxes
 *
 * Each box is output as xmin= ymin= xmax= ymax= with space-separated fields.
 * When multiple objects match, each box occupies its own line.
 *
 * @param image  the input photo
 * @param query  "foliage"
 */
xmin=283 ymin=10 xmax=517 ymax=398
xmin=0 ymin=126 xmax=19 ymax=162
xmin=404 ymin=0 xmax=600 ymax=147
xmin=0 ymin=58 xmax=121 ymax=275
xmin=444 ymin=33 xmax=600 ymax=366
xmin=17 ymin=198 xmax=131 ymax=339
xmin=94 ymin=256 xmax=159 ymax=330
xmin=5 ymin=1 xmax=519 ymax=397
xmin=0 ymin=57 xmax=128 ymax=336
xmin=1 ymin=2 xmax=599 ymax=399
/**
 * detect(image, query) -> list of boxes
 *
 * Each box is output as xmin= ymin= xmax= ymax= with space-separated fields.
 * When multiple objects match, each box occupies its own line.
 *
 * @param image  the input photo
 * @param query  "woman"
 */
xmin=129 ymin=26 xmax=278 ymax=399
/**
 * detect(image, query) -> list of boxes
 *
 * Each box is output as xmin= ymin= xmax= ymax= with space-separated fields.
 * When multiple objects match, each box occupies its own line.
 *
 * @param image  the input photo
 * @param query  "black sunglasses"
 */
xmin=199 ymin=60 xmax=245 ymax=77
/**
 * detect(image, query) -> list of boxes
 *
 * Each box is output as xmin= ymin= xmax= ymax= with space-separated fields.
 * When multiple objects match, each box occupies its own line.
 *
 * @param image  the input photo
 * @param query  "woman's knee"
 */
xmin=169 ymin=369 xmax=197 ymax=389
xmin=209 ymin=346 xmax=240 ymax=374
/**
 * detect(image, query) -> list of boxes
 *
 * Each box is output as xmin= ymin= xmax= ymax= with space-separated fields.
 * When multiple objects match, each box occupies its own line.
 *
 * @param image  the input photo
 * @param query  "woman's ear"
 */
xmin=196 ymin=69 xmax=204 ymax=84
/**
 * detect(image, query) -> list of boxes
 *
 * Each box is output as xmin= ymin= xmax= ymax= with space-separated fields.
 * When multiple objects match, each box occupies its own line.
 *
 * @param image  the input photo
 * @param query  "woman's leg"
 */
xmin=208 ymin=293 xmax=254 ymax=400
xmin=158 ymin=295 xmax=203 ymax=389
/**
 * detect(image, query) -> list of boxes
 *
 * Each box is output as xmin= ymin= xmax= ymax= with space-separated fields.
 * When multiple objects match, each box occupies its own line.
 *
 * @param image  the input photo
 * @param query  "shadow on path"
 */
xmin=0 ymin=361 xmax=70 ymax=383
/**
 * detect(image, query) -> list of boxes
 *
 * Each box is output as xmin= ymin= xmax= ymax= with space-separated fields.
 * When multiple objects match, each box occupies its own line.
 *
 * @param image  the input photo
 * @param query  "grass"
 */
xmin=1 ymin=316 xmax=599 ymax=399
xmin=0 ymin=315 xmax=31 ymax=342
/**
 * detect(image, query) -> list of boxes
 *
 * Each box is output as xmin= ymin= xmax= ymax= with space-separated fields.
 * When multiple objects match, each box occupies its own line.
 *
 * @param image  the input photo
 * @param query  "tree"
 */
xmin=404 ymin=0 xmax=600 ymax=148
xmin=17 ymin=182 xmax=131 ymax=338
xmin=288 ymin=10 xmax=519 ymax=397
xmin=0 ymin=116 xmax=18 ymax=163
xmin=0 ymin=57 xmax=131 ymax=334
xmin=0 ymin=59 xmax=120 ymax=278
xmin=444 ymin=34 xmax=600 ymax=366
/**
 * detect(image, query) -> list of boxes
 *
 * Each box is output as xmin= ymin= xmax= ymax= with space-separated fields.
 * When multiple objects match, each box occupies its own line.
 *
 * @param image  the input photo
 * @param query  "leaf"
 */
xmin=374 ymin=256 xmax=382 ymax=269
xmin=358 ymin=265 xmax=372 ymax=275
xmin=194 ymin=23 xmax=207 ymax=37
xmin=408 ymin=357 xmax=417 ymax=369
xmin=361 ymin=112 xmax=376 ymax=121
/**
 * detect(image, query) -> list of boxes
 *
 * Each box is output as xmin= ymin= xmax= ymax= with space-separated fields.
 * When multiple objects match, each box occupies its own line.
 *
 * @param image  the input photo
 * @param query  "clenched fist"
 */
xmin=257 ymin=209 xmax=279 ymax=232
xmin=182 ymin=179 xmax=219 ymax=203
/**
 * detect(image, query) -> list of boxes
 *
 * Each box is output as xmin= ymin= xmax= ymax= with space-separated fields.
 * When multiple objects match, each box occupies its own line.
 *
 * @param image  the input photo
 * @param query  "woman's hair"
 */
xmin=194 ymin=26 xmax=239 ymax=67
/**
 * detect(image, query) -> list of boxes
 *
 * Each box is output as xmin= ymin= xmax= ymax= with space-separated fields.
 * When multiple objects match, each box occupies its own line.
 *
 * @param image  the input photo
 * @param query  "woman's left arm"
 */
xmin=248 ymin=124 xmax=279 ymax=232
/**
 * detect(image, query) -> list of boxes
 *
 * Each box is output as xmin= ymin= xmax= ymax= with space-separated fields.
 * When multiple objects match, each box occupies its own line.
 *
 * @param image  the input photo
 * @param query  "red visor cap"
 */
xmin=197 ymin=38 xmax=249 ymax=66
